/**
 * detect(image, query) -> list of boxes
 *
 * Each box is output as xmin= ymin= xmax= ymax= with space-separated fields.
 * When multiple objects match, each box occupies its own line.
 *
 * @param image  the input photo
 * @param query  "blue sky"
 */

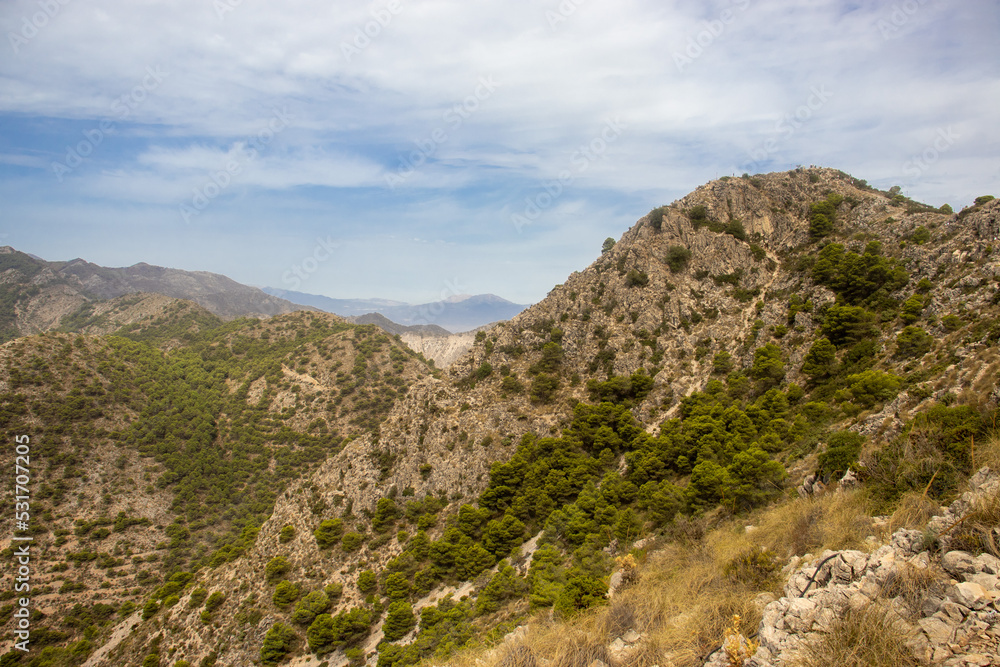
xmin=1 ymin=0 xmax=997 ymax=304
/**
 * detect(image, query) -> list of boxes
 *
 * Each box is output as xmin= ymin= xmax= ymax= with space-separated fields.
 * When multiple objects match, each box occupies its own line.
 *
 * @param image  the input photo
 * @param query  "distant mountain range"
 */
xmin=0 ymin=247 xmax=308 ymax=341
xmin=263 ymin=288 xmax=531 ymax=333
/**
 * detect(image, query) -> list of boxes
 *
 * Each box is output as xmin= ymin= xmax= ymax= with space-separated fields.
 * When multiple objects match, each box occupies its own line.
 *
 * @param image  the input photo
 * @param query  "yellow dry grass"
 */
xmin=443 ymin=490 xmax=882 ymax=667
xmin=789 ymin=602 xmax=921 ymax=667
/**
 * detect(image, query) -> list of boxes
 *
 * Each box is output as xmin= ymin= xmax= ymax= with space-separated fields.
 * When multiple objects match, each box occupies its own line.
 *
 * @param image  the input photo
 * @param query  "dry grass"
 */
xmin=790 ymin=602 xmax=921 ymax=667
xmin=973 ymin=431 xmax=1000 ymax=474
xmin=888 ymin=491 xmax=940 ymax=533
xmin=882 ymin=561 xmax=949 ymax=613
xmin=949 ymin=491 xmax=1000 ymax=557
xmin=441 ymin=490 xmax=893 ymax=667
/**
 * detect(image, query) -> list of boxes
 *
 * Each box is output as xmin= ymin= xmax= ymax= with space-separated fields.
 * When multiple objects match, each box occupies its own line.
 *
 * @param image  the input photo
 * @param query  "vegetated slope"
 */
xmin=0 ymin=309 xmax=436 ymax=663
xmin=4 ymin=167 xmax=999 ymax=667
xmin=0 ymin=247 xmax=308 ymax=343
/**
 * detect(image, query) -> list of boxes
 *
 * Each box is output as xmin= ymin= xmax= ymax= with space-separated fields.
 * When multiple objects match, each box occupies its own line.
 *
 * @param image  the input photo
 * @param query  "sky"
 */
xmin=0 ymin=0 xmax=998 ymax=305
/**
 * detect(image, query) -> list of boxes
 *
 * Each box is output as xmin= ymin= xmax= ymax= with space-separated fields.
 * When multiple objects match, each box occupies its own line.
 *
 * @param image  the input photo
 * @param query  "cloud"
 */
xmin=0 ymin=0 xmax=998 ymax=301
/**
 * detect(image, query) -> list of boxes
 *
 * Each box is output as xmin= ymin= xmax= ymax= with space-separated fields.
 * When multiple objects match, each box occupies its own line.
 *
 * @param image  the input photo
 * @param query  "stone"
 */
xmin=608 ymin=638 xmax=626 ymax=655
xmin=919 ymin=616 xmax=956 ymax=645
xmin=952 ymin=582 xmax=990 ymax=610
xmin=942 ymin=551 xmax=977 ymax=578
xmin=785 ymin=597 xmax=818 ymax=633
xmin=972 ymin=552 xmax=1000 ymax=575
xmin=622 ymin=629 xmax=640 ymax=643
xmin=936 ymin=601 xmax=967 ymax=624
xmin=967 ymin=573 xmax=999 ymax=592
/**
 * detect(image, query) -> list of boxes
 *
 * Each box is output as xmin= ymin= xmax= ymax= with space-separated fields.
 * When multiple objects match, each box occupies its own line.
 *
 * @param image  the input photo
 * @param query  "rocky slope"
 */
xmin=1 ymin=167 xmax=998 ymax=667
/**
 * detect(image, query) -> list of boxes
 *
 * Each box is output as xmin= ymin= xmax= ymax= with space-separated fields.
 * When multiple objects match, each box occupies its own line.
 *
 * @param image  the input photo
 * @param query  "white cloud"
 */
xmin=0 ymin=0 xmax=997 ymax=301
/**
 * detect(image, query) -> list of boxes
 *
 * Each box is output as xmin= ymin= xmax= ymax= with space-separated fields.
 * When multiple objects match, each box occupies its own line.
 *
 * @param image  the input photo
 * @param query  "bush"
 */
xmin=688 ymin=205 xmax=709 ymax=225
xmin=554 ymin=573 xmax=607 ymax=618
xmin=204 ymin=591 xmax=226 ymax=613
xmin=265 ymin=556 xmax=291 ymax=583
xmin=725 ymin=547 xmax=778 ymax=588
xmin=625 ymin=269 xmax=649 ymax=288
xmin=895 ymin=326 xmax=932 ymax=358
xmin=846 ymin=370 xmax=901 ymax=408
xmin=530 ymin=373 xmax=560 ymax=404
xmin=356 ymin=570 xmax=377 ymax=594
xmin=314 ymin=519 xmax=344 ymax=548
xmin=272 ymin=581 xmax=300 ymax=608
xmin=750 ymin=343 xmax=785 ymax=390
xmin=801 ymin=338 xmax=836 ymax=378
xmin=818 ymin=431 xmax=866 ymax=478
xmin=900 ymin=294 xmax=925 ymax=324
xmin=601 ymin=238 xmax=615 ymax=254
xmin=712 ymin=351 xmax=734 ymax=375
xmin=382 ymin=601 xmax=416 ymax=641
xmin=279 ymin=525 xmax=296 ymax=543
xmin=501 ymin=375 xmax=524 ymax=394
xmin=821 ymin=305 xmax=876 ymax=347
xmin=941 ymin=314 xmax=962 ymax=332
xmin=188 ymin=587 xmax=208 ymax=608
xmin=648 ymin=206 xmax=666 ymax=231
xmin=260 ymin=623 xmax=297 ymax=667
xmin=141 ymin=600 xmax=159 ymax=620
xmin=341 ymin=532 xmax=363 ymax=552
xmin=291 ymin=590 xmax=330 ymax=626
xmin=665 ymin=245 xmax=693 ymax=272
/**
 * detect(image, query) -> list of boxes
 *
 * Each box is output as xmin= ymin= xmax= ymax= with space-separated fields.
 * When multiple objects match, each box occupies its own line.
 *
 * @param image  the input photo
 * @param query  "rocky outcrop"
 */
xmin=711 ymin=468 xmax=1000 ymax=666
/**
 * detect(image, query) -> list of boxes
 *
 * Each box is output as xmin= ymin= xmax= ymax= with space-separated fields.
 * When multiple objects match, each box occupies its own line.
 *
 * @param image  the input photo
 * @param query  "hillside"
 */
xmin=0 ymin=249 xmax=308 ymax=343
xmin=0 ymin=167 xmax=998 ymax=667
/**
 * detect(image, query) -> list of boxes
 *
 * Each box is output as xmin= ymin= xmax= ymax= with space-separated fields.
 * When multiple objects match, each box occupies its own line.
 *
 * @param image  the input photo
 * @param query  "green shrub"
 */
xmin=941 ymin=314 xmax=962 ymax=332
xmin=625 ymin=269 xmax=649 ymax=288
xmin=665 ymin=245 xmax=693 ymax=272
xmin=382 ymin=601 xmax=416 ymax=641
xmin=372 ymin=498 xmax=401 ymax=533
xmin=204 ymin=591 xmax=225 ymax=613
xmin=356 ymin=570 xmax=377 ymax=594
xmin=142 ymin=600 xmax=159 ymax=620
xmin=279 ymin=525 xmax=296 ymax=543
xmin=725 ymin=547 xmax=779 ymax=587
xmin=688 ymin=205 xmax=709 ymax=225
xmin=910 ymin=225 xmax=931 ymax=245
xmin=265 ymin=556 xmax=291 ymax=583
xmin=188 ymin=587 xmax=208 ymax=608
xmin=749 ymin=343 xmax=785 ymax=390
xmin=895 ymin=326 xmax=932 ymax=358
xmin=291 ymin=590 xmax=330 ymax=626
xmin=900 ymin=294 xmax=925 ymax=324
xmin=712 ymin=351 xmax=733 ymax=375
xmin=501 ymin=375 xmax=524 ymax=394
xmin=846 ymin=370 xmax=901 ymax=407
xmin=801 ymin=338 xmax=837 ymax=378
xmin=818 ymin=431 xmax=866 ymax=478
xmin=530 ymin=373 xmax=560 ymax=404
xmin=260 ymin=623 xmax=297 ymax=666
xmin=821 ymin=305 xmax=876 ymax=347
xmin=341 ymin=532 xmax=363 ymax=552
xmin=601 ymin=238 xmax=615 ymax=254
xmin=314 ymin=519 xmax=344 ymax=548
xmin=553 ymin=573 xmax=606 ymax=618
xmin=648 ymin=206 xmax=667 ymax=231
xmin=272 ymin=581 xmax=300 ymax=608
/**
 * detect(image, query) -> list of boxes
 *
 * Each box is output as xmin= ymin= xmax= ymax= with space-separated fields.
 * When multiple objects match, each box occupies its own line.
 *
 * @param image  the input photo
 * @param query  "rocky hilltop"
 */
xmin=0 ymin=249 xmax=308 ymax=342
xmin=0 ymin=167 xmax=998 ymax=667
